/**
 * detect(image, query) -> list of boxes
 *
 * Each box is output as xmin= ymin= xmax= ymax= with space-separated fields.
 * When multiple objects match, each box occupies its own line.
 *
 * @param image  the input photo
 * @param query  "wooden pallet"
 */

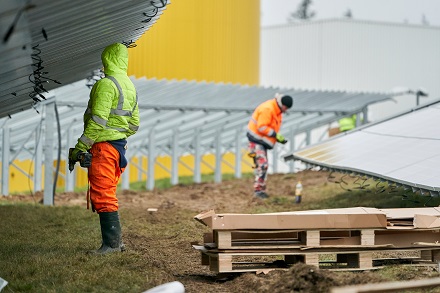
xmin=207 ymin=228 xmax=440 ymax=250
xmin=194 ymin=227 xmax=440 ymax=273
xmin=194 ymin=245 xmax=440 ymax=273
xmin=195 ymin=246 xmax=376 ymax=272
xmin=208 ymin=229 xmax=377 ymax=249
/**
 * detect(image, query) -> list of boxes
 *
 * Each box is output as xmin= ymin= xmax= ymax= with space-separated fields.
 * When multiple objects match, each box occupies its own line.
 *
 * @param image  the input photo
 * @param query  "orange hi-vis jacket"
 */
xmin=247 ymin=98 xmax=283 ymax=149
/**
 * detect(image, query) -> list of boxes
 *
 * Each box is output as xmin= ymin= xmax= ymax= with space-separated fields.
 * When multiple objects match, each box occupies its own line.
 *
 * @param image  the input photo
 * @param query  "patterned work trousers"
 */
xmin=248 ymin=142 xmax=268 ymax=192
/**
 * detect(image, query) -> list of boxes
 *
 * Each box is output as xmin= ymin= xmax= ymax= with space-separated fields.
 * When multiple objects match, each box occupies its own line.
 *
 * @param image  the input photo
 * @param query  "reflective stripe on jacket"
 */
xmin=247 ymin=98 xmax=282 ymax=149
xmin=75 ymin=43 xmax=140 ymax=151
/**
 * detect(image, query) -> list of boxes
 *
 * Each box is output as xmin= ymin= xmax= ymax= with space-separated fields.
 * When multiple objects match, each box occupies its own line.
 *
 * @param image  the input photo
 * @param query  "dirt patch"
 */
xmin=228 ymin=263 xmax=386 ymax=293
xmin=2 ymin=170 xmax=439 ymax=292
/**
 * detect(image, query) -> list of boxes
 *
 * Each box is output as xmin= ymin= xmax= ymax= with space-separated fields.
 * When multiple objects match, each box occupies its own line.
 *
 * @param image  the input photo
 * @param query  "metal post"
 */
xmin=193 ymin=128 xmax=201 ymax=183
xmin=235 ymin=129 xmax=242 ymax=179
xmin=121 ymin=148 xmax=130 ymax=190
xmin=272 ymin=144 xmax=279 ymax=173
xmin=1 ymin=121 xmax=10 ymax=195
xmin=305 ymin=130 xmax=312 ymax=170
xmin=362 ymin=107 xmax=369 ymax=125
xmin=139 ymin=153 xmax=144 ymax=182
xmin=289 ymin=127 xmax=296 ymax=173
xmin=306 ymin=130 xmax=311 ymax=146
xmin=147 ymin=128 xmax=155 ymax=190
xmin=34 ymin=122 xmax=43 ymax=192
xmin=43 ymin=102 xmax=55 ymax=205
xmin=355 ymin=112 xmax=361 ymax=127
xmin=171 ymin=128 xmax=179 ymax=185
xmin=214 ymin=130 xmax=222 ymax=183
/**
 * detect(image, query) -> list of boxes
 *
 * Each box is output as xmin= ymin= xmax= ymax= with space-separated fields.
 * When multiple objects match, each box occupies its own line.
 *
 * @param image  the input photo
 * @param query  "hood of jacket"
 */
xmin=101 ymin=43 xmax=128 ymax=76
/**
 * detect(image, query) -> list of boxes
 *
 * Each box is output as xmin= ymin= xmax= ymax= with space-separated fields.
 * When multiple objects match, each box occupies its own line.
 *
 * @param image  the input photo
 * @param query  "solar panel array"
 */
xmin=2 ymin=76 xmax=391 ymax=160
xmin=0 ymin=0 xmax=168 ymax=118
xmin=284 ymin=101 xmax=440 ymax=196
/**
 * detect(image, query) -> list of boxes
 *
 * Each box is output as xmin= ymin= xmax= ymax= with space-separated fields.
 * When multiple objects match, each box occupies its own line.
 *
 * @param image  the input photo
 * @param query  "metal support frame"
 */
xmin=43 ymin=102 xmax=55 ymax=205
xmin=234 ymin=129 xmax=242 ymax=179
xmin=272 ymin=144 xmax=279 ymax=173
xmin=194 ymin=128 xmax=202 ymax=183
xmin=171 ymin=128 xmax=179 ymax=185
xmin=0 ymin=87 xmax=386 ymax=198
xmin=147 ymin=128 xmax=156 ymax=190
xmin=34 ymin=122 xmax=43 ymax=192
xmin=214 ymin=130 xmax=222 ymax=183
xmin=1 ymin=121 xmax=10 ymax=195
xmin=362 ymin=107 xmax=369 ymax=124
xmin=289 ymin=127 xmax=296 ymax=173
xmin=121 ymin=147 xmax=130 ymax=190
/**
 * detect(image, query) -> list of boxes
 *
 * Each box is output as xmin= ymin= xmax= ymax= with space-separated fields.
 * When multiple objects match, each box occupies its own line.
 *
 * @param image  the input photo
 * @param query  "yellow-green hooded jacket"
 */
xmin=75 ymin=43 xmax=140 ymax=151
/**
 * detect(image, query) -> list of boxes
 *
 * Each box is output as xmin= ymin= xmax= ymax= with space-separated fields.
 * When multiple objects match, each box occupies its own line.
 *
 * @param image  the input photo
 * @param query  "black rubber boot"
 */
xmin=91 ymin=211 xmax=124 ymax=255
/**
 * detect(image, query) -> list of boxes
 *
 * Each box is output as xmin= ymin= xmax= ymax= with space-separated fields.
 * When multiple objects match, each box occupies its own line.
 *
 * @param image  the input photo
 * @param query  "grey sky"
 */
xmin=261 ymin=0 xmax=440 ymax=27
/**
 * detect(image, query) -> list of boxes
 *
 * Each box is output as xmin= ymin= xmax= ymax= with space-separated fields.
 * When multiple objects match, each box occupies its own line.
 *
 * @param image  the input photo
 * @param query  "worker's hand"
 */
xmin=68 ymin=148 xmax=80 ymax=172
xmin=68 ymin=148 xmax=92 ymax=171
xmin=79 ymin=152 xmax=92 ymax=168
xmin=276 ymin=133 xmax=288 ymax=144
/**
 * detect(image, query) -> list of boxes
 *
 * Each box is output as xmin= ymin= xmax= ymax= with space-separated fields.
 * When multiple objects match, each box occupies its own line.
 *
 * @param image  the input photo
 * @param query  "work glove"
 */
xmin=68 ymin=148 xmax=92 ymax=172
xmin=276 ymin=133 xmax=288 ymax=144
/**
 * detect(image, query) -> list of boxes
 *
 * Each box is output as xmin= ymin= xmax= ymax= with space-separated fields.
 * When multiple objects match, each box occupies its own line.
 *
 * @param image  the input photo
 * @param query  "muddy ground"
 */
xmin=3 ymin=170 xmax=440 ymax=292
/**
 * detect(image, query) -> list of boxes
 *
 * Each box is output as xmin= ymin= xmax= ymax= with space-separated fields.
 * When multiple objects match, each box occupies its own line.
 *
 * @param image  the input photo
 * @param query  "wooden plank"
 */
xmin=375 ymin=230 xmax=440 ymax=247
xmin=304 ymin=253 xmax=319 ymax=266
xmin=360 ymin=230 xmax=375 ymax=245
xmin=320 ymin=236 xmax=361 ymax=246
xmin=216 ymin=230 xmax=232 ymax=249
xmin=210 ymin=228 xmax=440 ymax=250
xmin=305 ymin=230 xmax=320 ymax=246
xmin=231 ymin=230 xmax=299 ymax=240
xmin=197 ymin=246 xmax=439 ymax=255
xmin=209 ymin=254 xmax=233 ymax=272
xmin=358 ymin=252 xmax=373 ymax=269
xmin=218 ymin=254 xmax=232 ymax=272
xmin=331 ymin=277 xmax=440 ymax=293
xmin=300 ymin=244 xmax=393 ymax=251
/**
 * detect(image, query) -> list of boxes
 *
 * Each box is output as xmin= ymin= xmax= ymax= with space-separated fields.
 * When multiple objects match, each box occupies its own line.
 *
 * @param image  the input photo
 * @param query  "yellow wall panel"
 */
xmin=128 ymin=0 xmax=260 ymax=85
xmin=6 ymin=160 xmax=36 ymax=193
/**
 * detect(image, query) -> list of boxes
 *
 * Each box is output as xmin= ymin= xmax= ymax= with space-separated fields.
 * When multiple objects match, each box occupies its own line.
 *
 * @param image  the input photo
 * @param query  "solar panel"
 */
xmin=285 ymin=102 xmax=440 ymax=195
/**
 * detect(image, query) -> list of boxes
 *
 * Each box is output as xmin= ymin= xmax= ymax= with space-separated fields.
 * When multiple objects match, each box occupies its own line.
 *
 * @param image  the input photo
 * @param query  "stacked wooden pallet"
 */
xmin=192 ymin=208 xmax=440 ymax=273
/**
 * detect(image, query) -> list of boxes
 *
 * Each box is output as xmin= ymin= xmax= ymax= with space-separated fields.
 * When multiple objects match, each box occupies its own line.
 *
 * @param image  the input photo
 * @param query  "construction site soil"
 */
xmin=3 ymin=170 xmax=440 ymax=292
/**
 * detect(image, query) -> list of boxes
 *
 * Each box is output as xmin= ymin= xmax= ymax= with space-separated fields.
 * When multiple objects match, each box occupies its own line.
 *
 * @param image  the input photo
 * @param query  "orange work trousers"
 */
xmin=88 ymin=142 xmax=125 ymax=213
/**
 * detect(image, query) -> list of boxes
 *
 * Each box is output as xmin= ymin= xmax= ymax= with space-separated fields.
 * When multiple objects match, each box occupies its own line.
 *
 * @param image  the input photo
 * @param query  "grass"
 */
xmin=1 ymin=173 xmax=440 ymax=293
xmin=0 ymin=204 xmax=190 ymax=293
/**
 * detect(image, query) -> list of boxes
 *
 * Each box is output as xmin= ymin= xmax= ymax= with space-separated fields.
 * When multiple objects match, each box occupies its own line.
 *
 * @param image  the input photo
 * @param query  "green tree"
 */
xmin=288 ymin=0 xmax=316 ymax=22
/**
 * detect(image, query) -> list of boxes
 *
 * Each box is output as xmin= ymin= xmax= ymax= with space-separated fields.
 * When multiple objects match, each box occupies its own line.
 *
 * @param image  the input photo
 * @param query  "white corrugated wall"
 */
xmin=261 ymin=19 xmax=440 ymax=118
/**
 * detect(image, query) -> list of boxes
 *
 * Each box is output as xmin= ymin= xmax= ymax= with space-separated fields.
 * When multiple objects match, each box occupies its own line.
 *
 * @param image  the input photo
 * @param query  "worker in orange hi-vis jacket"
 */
xmin=246 ymin=93 xmax=293 ymax=199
